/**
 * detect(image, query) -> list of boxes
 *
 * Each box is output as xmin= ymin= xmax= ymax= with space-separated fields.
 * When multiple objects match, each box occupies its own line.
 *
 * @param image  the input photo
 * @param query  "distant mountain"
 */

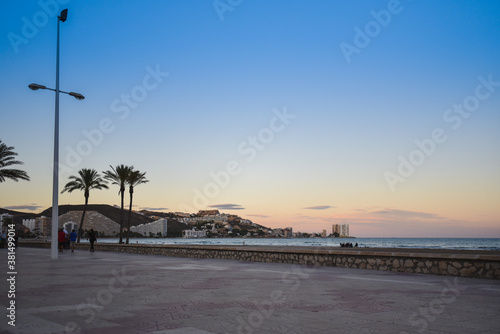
xmin=0 ymin=208 xmax=39 ymax=224
xmin=38 ymin=204 xmax=154 ymax=227
xmin=0 ymin=208 xmax=31 ymax=216
xmin=2 ymin=204 xmax=189 ymax=235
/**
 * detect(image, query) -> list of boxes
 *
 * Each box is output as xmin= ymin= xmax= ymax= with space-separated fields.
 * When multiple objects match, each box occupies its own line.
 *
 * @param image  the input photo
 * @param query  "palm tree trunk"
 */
xmin=126 ymin=187 xmax=134 ymax=244
xmin=119 ymin=187 xmax=125 ymax=244
xmin=78 ymin=194 xmax=89 ymax=243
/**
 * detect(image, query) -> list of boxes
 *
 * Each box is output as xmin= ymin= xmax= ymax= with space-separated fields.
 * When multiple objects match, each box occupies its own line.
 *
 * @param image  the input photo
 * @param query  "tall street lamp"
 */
xmin=28 ymin=9 xmax=85 ymax=260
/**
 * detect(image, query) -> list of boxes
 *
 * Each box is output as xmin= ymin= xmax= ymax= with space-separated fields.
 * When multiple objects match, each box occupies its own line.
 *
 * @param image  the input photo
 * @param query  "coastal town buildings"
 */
xmin=183 ymin=229 xmax=207 ymax=238
xmin=130 ymin=218 xmax=168 ymax=236
xmin=0 ymin=213 xmax=13 ymax=232
xmin=332 ymin=224 xmax=350 ymax=237
xmin=0 ymin=213 xmax=13 ymax=223
xmin=63 ymin=222 xmax=78 ymax=232
xmin=180 ymin=215 xmax=229 ymax=225
xmin=22 ymin=216 xmax=51 ymax=236
xmin=6 ymin=204 xmax=349 ymax=240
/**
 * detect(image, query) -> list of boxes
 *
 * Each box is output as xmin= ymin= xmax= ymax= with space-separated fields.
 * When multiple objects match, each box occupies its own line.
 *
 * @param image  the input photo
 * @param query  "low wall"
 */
xmin=19 ymin=241 xmax=500 ymax=279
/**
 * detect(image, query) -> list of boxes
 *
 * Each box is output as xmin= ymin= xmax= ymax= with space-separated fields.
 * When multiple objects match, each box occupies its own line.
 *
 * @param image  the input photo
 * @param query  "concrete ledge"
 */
xmin=19 ymin=241 xmax=500 ymax=279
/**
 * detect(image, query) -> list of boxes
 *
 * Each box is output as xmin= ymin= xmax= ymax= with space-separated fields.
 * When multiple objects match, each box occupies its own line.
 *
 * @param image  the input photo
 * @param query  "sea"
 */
xmin=90 ymin=237 xmax=500 ymax=251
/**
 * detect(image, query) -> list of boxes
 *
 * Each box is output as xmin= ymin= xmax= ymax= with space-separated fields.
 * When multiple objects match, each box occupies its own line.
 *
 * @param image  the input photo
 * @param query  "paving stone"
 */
xmin=1 ymin=248 xmax=499 ymax=334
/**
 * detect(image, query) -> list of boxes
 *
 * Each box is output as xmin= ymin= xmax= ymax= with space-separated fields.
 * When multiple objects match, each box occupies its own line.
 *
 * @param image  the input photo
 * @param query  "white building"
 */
xmin=22 ymin=216 xmax=51 ymax=236
xmin=332 ymin=224 xmax=350 ymax=237
xmin=1 ymin=213 xmax=14 ymax=232
xmin=341 ymin=224 xmax=349 ymax=237
xmin=179 ymin=214 xmax=230 ymax=225
xmin=23 ymin=218 xmax=35 ymax=231
xmin=64 ymin=221 xmax=79 ymax=232
xmin=283 ymin=227 xmax=293 ymax=238
xmin=130 ymin=218 xmax=168 ymax=237
xmin=183 ymin=229 xmax=207 ymax=238
xmin=0 ymin=213 xmax=13 ymax=222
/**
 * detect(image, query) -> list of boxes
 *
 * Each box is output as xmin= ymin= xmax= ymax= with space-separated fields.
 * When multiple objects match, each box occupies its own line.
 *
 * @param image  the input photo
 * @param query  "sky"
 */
xmin=1 ymin=0 xmax=499 ymax=237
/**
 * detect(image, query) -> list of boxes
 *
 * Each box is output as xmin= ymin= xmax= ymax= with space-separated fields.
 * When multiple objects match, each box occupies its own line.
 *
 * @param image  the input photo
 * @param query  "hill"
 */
xmin=0 ymin=208 xmax=40 ymax=224
xmin=2 ymin=204 xmax=189 ymax=236
xmin=38 ymin=204 xmax=154 ymax=227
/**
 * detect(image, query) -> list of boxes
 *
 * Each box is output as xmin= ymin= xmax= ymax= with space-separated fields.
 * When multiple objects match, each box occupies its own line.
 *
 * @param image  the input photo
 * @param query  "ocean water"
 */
xmin=92 ymin=237 xmax=500 ymax=251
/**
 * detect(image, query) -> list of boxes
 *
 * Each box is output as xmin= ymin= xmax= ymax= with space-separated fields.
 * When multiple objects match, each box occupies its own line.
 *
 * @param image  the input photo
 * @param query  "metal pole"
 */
xmin=51 ymin=16 xmax=60 ymax=260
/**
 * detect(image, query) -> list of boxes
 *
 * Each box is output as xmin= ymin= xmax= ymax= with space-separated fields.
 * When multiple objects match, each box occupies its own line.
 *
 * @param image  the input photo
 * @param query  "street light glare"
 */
xmin=59 ymin=9 xmax=68 ymax=22
xmin=28 ymin=83 xmax=46 ymax=91
xmin=69 ymin=92 xmax=85 ymax=100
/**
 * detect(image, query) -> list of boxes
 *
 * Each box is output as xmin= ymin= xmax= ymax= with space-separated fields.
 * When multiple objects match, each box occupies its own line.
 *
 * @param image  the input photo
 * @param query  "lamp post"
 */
xmin=28 ymin=9 xmax=84 ymax=260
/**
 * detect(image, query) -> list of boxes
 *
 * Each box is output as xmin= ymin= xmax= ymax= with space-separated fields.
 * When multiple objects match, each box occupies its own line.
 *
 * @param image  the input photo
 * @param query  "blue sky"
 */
xmin=1 ymin=0 xmax=499 ymax=237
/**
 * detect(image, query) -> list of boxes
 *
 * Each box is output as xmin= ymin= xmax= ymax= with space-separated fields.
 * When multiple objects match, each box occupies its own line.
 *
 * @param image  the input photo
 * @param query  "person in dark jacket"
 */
xmin=87 ymin=229 xmax=97 ymax=252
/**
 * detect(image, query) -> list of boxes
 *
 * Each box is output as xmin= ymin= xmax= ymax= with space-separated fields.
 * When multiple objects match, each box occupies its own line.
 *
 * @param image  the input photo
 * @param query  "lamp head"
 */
xmin=28 ymin=83 xmax=47 ymax=91
xmin=59 ymin=9 xmax=68 ymax=22
xmin=69 ymin=92 xmax=85 ymax=100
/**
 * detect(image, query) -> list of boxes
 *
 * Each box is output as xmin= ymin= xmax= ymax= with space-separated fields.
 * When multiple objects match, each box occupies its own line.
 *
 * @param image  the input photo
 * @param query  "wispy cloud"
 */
xmin=247 ymin=214 xmax=270 ymax=218
xmin=303 ymin=205 xmax=334 ymax=210
xmin=209 ymin=203 xmax=245 ymax=210
xmin=296 ymin=215 xmax=337 ymax=223
xmin=371 ymin=209 xmax=441 ymax=220
xmin=4 ymin=204 xmax=43 ymax=212
xmin=141 ymin=207 xmax=168 ymax=211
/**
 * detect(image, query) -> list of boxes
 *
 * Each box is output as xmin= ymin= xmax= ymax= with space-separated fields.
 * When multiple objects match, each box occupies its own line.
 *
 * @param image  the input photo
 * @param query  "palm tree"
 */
xmin=126 ymin=169 xmax=149 ymax=244
xmin=0 ymin=140 xmax=30 ymax=183
xmin=103 ymin=164 xmax=133 ymax=244
xmin=61 ymin=168 xmax=108 ymax=242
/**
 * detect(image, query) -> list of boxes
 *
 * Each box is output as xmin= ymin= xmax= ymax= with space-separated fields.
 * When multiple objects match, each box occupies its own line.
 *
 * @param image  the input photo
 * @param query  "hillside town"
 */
xmin=0 ymin=207 xmax=351 ymax=240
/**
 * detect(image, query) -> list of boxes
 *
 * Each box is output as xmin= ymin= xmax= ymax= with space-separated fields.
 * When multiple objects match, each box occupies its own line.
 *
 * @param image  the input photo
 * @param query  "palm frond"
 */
xmin=0 ymin=140 xmax=30 ymax=183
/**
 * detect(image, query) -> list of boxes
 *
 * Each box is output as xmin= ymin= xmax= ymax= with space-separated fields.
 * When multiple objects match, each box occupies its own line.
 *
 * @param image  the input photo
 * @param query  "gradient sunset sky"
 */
xmin=1 ymin=1 xmax=499 ymax=237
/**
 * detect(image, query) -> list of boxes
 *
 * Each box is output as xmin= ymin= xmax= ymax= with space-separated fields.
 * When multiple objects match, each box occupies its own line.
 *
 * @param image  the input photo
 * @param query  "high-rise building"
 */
xmin=23 ymin=216 xmax=51 ymax=236
xmin=283 ymin=227 xmax=293 ymax=238
xmin=332 ymin=224 xmax=349 ymax=237
xmin=130 ymin=218 xmax=168 ymax=237
xmin=332 ymin=224 xmax=340 ymax=235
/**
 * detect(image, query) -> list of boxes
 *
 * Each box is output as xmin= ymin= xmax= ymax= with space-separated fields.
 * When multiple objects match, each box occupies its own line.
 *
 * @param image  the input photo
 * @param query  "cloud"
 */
xmin=371 ymin=209 xmax=441 ymax=220
xmin=296 ymin=215 xmax=338 ymax=223
xmin=4 ymin=204 xmax=43 ymax=211
xmin=303 ymin=205 xmax=334 ymax=210
xmin=247 ymin=214 xmax=270 ymax=218
xmin=208 ymin=203 xmax=245 ymax=210
xmin=141 ymin=207 xmax=168 ymax=211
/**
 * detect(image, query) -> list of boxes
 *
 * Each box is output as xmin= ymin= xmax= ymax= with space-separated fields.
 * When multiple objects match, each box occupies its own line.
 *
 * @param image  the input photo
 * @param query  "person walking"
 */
xmin=63 ymin=227 xmax=69 ymax=250
xmin=88 ymin=229 xmax=97 ymax=252
xmin=58 ymin=228 xmax=66 ymax=252
xmin=69 ymin=229 xmax=78 ymax=253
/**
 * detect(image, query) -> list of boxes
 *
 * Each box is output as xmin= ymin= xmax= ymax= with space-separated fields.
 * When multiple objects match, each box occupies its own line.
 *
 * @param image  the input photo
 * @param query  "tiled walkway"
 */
xmin=1 ymin=247 xmax=499 ymax=334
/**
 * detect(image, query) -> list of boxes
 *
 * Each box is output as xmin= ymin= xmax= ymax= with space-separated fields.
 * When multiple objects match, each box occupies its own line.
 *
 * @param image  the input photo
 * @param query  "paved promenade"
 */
xmin=1 ymin=247 xmax=499 ymax=334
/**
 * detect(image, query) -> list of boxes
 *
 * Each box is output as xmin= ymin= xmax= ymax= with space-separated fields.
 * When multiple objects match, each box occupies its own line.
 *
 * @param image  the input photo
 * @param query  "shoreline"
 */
xmin=34 ymin=236 xmax=500 ymax=252
xmin=20 ymin=238 xmax=500 ymax=254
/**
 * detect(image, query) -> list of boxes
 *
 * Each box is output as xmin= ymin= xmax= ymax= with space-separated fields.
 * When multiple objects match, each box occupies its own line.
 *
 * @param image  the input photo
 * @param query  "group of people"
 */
xmin=340 ymin=242 xmax=358 ymax=248
xmin=57 ymin=228 xmax=98 ymax=253
xmin=57 ymin=228 xmax=77 ymax=252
